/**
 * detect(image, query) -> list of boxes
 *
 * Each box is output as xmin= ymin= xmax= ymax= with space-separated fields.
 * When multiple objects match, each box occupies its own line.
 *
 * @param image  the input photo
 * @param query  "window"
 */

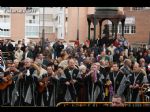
xmin=119 ymin=25 xmax=136 ymax=34
xmin=108 ymin=17 xmax=136 ymax=35
xmin=40 ymin=26 xmax=53 ymax=34
xmin=29 ymin=20 xmax=32 ymax=23
xmin=108 ymin=24 xmax=136 ymax=34
xmin=26 ymin=15 xmax=39 ymax=24
xmin=45 ymin=26 xmax=53 ymax=33
xmin=60 ymin=7 xmax=63 ymax=11
xmin=0 ymin=15 xmax=10 ymax=23
xmin=108 ymin=25 xmax=112 ymax=34
xmin=25 ymin=12 xmax=40 ymax=37
xmin=131 ymin=25 xmax=136 ymax=33
xmin=45 ymin=14 xmax=53 ymax=21
xmin=66 ymin=17 xmax=68 ymax=21
xmin=40 ymin=14 xmax=53 ymax=22
xmin=124 ymin=25 xmax=130 ymax=34
xmin=25 ymin=26 xmax=39 ymax=37
xmin=33 ymin=15 xmax=35 ymax=19
xmin=0 ymin=14 xmax=10 ymax=37
xmin=118 ymin=25 xmax=122 ymax=34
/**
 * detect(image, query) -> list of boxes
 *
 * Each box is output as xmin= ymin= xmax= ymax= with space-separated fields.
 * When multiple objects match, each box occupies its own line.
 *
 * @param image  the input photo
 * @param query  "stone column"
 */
xmin=87 ymin=18 xmax=91 ymax=40
xmin=93 ymin=18 xmax=97 ymax=40
xmin=114 ymin=20 xmax=119 ymax=39
xmin=112 ymin=22 xmax=115 ymax=38
xmin=99 ymin=20 xmax=102 ymax=39
xmin=121 ymin=19 xmax=125 ymax=37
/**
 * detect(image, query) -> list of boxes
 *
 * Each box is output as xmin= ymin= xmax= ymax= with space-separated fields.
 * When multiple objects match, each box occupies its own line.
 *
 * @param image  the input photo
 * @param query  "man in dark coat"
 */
xmin=55 ymin=66 xmax=67 ymax=104
xmin=22 ymin=47 xmax=34 ymax=60
xmin=86 ymin=63 xmax=104 ymax=102
xmin=106 ymin=63 xmax=127 ymax=102
xmin=128 ymin=63 xmax=148 ymax=102
xmin=64 ymin=58 xmax=79 ymax=102
xmin=2 ymin=63 xmax=20 ymax=106
xmin=45 ymin=66 xmax=57 ymax=107
xmin=17 ymin=58 xmax=38 ymax=106
xmin=56 ymin=41 xmax=64 ymax=58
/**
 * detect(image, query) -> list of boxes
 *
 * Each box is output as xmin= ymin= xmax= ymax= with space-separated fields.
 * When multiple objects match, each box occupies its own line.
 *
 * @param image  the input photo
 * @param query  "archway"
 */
xmin=87 ymin=7 xmax=126 ymax=47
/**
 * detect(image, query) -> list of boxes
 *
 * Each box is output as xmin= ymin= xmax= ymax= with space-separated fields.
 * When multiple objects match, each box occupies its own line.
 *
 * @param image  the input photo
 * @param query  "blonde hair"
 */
xmin=79 ymin=65 xmax=87 ymax=71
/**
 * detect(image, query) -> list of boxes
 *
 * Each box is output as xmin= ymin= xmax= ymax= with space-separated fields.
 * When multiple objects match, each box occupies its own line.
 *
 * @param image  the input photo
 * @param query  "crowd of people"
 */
xmin=0 ymin=36 xmax=150 ymax=107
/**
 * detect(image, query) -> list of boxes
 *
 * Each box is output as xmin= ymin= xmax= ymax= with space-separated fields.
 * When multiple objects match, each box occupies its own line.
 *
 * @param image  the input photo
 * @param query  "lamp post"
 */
xmin=42 ymin=7 xmax=45 ymax=53
xmin=53 ymin=14 xmax=57 ymax=40
xmin=77 ymin=7 xmax=79 ymax=41
xmin=149 ymin=32 xmax=150 ymax=45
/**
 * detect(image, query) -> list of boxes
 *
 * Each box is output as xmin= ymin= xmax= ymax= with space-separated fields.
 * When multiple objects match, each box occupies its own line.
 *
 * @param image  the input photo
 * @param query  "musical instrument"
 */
xmin=144 ymin=85 xmax=150 ymax=97
xmin=38 ymin=74 xmax=51 ymax=93
xmin=105 ymin=79 xmax=112 ymax=97
xmin=0 ymin=72 xmax=17 ymax=90
xmin=139 ymin=84 xmax=150 ymax=94
xmin=139 ymin=84 xmax=150 ymax=101
xmin=31 ymin=63 xmax=40 ymax=75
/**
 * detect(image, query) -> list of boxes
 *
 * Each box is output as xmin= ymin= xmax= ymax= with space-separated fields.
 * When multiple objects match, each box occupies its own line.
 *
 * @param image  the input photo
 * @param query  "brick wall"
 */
xmin=124 ymin=7 xmax=150 ymax=44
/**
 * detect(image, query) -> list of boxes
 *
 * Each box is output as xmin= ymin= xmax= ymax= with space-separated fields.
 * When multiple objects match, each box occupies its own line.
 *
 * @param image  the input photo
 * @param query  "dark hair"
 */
xmin=68 ymin=58 xmax=75 ymax=64
xmin=58 ymin=66 xmax=64 ymax=70
xmin=112 ymin=62 xmax=119 ymax=67
xmin=0 ymin=67 xmax=4 ymax=72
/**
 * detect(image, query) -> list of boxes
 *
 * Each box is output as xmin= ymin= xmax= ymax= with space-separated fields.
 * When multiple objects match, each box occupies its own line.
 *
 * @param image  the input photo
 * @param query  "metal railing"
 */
xmin=56 ymin=102 xmax=150 ymax=107
xmin=2 ymin=52 xmax=14 ymax=61
xmin=131 ymin=42 xmax=148 ymax=49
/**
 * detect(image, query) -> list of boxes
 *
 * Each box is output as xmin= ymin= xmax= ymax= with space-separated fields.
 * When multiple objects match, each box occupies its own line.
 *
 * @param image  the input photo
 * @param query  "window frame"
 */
xmin=25 ymin=11 xmax=40 ymax=38
xmin=0 ymin=13 xmax=11 ymax=37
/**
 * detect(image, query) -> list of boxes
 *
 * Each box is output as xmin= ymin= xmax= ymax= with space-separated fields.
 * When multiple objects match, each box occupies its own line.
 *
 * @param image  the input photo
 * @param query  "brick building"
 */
xmin=0 ymin=7 xmax=150 ymax=44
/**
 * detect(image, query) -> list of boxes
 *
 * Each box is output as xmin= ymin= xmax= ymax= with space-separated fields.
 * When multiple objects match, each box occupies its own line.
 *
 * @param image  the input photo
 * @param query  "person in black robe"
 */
xmin=44 ymin=65 xmax=57 ymax=107
xmin=17 ymin=58 xmax=38 ymax=106
xmin=55 ymin=66 xmax=67 ymax=104
xmin=32 ymin=60 xmax=48 ymax=107
xmin=120 ymin=59 xmax=132 ymax=101
xmin=86 ymin=63 xmax=104 ymax=102
xmin=128 ymin=63 xmax=148 ymax=102
xmin=106 ymin=63 xmax=127 ymax=102
xmin=99 ymin=60 xmax=110 ymax=80
xmin=56 ymin=41 xmax=64 ymax=58
xmin=76 ymin=65 xmax=88 ymax=102
xmin=63 ymin=58 xmax=79 ymax=102
xmin=2 ymin=63 xmax=20 ymax=106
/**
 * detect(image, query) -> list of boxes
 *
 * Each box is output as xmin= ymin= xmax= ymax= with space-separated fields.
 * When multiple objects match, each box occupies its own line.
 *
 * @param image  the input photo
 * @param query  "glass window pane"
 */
xmin=0 ymin=31 xmax=3 ymax=35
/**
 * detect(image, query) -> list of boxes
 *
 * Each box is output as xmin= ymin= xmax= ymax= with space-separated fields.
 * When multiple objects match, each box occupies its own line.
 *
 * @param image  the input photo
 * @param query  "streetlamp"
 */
xmin=42 ymin=7 xmax=45 ymax=53
xmin=53 ymin=14 xmax=57 ymax=40
xmin=149 ymin=32 xmax=150 ymax=45
xmin=77 ymin=7 xmax=79 ymax=41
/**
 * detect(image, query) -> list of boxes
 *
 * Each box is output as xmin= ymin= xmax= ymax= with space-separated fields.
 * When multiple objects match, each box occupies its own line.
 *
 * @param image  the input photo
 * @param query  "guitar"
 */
xmin=38 ymin=74 xmax=51 ymax=93
xmin=0 ymin=72 xmax=18 ymax=90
